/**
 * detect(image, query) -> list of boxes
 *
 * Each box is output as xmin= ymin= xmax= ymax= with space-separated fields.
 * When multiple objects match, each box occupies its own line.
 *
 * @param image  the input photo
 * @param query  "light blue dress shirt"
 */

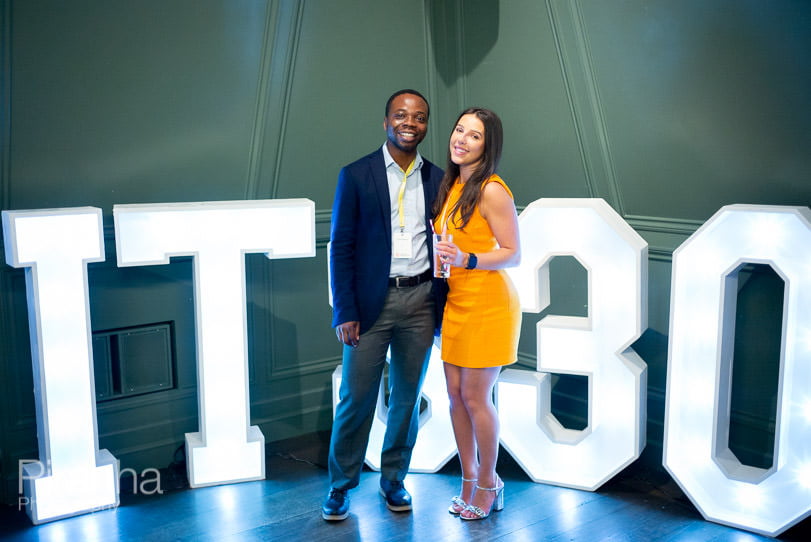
xmin=382 ymin=144 xmax=430 ymax=277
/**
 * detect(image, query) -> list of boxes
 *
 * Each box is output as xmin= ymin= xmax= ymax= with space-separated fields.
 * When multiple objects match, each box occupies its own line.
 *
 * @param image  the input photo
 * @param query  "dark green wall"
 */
xmin=1 ymin=0 xmax=809 ymax=503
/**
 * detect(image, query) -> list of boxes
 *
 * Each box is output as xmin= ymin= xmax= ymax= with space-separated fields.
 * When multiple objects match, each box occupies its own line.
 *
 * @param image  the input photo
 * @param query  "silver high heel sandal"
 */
xmin=448 ymin=477 xmax=477 ymax=515
xmin=460 ymin=478 xmax=504 ymax=520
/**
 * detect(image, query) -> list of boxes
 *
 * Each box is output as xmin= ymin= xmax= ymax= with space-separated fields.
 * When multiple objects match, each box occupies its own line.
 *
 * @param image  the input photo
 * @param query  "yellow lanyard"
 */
xmin=397 ymin=159 xmax=416 ymax=232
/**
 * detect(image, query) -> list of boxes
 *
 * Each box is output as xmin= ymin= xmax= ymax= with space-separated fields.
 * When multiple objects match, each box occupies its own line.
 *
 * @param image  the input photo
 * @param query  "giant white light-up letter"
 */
xmin=328 ymin=240 xmax=455 ymax=472
xmin=2 ymin=208 xmax=119 ymax=524
xmin=664 ymin=205 xmax=811 ymax=537
xmin=331 ymin=341 xmax=456 ymax=472
xmin=500 ymin=199 xmax=648 ymax=490
xmin=114 ymin=199 xmax=315 ymax=488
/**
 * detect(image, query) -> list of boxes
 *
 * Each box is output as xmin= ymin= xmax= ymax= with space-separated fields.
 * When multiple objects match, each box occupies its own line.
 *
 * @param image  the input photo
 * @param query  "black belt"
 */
xmin=388 ymin=269 xmax=432 ymax=288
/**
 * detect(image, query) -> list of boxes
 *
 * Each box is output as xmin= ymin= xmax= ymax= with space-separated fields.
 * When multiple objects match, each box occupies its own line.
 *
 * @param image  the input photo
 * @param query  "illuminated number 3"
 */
xmin=500 ymin=199 xmax=648 ymax=490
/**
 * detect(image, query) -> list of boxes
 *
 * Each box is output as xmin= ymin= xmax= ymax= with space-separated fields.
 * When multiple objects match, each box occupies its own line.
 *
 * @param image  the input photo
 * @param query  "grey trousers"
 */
xmin=328 ymin=280 xmax=435 ymax=490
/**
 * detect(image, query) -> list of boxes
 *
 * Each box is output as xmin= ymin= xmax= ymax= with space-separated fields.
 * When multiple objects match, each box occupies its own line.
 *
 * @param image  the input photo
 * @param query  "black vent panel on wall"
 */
xmin=92 ymin=322 xmax=176 ymax=401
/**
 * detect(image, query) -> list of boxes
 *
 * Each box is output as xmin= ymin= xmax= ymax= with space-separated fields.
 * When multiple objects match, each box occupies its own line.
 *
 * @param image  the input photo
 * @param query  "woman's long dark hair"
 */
xmin=432 ymin=107 xmax=503 ymax=230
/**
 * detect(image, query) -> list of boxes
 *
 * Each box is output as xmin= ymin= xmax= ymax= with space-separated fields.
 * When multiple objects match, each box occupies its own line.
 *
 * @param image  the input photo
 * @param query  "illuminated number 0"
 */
xmin=500 ymin=199 xmax=648 ymax=490
xmin=664 ymin=205 xmax=811 ymax=537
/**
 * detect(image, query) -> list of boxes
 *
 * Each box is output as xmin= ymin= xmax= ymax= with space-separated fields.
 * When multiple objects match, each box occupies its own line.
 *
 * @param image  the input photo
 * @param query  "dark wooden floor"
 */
xmin=2 ymin=436 xmax=809 ymax=541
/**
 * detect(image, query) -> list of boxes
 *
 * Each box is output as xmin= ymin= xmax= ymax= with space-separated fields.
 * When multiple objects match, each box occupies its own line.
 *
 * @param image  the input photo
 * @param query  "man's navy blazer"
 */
xmin=329 ymin=147 xmax=447 ymax=335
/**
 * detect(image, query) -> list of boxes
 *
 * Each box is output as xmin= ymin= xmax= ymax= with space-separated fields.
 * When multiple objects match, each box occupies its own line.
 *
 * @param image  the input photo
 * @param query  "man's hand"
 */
xmin=335 ymin=321 xmax=360 ymax=347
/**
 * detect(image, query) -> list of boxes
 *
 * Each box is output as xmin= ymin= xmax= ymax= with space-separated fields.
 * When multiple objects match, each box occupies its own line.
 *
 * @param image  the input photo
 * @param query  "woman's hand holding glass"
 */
xmin=435 ymin=236 xmax=465 ymax=269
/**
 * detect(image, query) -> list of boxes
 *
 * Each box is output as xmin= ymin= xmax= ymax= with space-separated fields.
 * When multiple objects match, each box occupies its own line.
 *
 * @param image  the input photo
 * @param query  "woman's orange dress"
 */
xmin=435 ymin=174 xmax=521 ymax=368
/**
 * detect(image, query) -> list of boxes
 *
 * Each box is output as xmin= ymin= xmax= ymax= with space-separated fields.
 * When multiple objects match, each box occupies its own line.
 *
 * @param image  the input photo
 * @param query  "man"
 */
xmin=323 ymin=89 xmax=446 ymax=521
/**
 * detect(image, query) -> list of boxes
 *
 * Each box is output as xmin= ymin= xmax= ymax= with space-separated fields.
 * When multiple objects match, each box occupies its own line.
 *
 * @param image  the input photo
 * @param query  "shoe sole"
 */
xmin=322 ymin=511 xmax=349 ymax=521
xmin=379 ymin=488 xmax=412 ymax=512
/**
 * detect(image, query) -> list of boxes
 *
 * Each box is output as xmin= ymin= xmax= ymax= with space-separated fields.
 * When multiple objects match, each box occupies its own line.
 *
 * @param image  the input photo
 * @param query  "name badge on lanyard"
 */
xmin=393 ymin=231 xmax=413 ymax=259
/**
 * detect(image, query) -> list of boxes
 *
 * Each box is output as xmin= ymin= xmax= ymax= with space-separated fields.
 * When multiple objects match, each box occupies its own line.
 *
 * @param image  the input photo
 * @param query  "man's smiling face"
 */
xmin=384 ymin=93 xmax=429 ymax=155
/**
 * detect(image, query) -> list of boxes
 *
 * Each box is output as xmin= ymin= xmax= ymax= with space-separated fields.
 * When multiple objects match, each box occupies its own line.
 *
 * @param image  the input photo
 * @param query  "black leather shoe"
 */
xmin=322 ymin=488 xmax=349 ymax=521
xmin=379 ymin=478 xmax=412 ymax=512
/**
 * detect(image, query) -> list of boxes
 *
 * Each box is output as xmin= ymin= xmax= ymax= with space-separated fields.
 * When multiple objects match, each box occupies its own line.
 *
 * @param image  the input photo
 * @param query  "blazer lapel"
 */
xmin=369 ymin=149 xmax=392 ymax=250
xmin=420 ymin=160 xmax=437 ymax=224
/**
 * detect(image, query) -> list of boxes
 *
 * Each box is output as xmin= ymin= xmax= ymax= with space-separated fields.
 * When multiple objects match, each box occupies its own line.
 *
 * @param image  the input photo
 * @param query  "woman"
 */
xmin=433 ymin=108 xmax=521 ymax=521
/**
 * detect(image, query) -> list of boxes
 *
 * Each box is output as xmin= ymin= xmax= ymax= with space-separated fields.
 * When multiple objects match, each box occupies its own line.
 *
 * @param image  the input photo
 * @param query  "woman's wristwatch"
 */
xmin=465 ymin=252 xmax=478 ymax=269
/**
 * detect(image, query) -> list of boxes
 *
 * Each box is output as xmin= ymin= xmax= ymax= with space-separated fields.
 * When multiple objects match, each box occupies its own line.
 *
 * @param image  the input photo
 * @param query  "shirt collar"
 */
xmin=382 ymin=143 xmax=423 ymax=173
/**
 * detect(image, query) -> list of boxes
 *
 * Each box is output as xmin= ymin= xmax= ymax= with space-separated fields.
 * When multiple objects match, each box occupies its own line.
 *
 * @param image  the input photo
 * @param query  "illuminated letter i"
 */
xmin=2 ymin=208 xmax=119 ymax=524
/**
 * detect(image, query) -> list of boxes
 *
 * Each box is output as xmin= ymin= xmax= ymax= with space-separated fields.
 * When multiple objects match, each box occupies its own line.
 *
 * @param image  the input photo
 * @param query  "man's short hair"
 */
xmin=385 ymin=89 xmax=430 ymax=118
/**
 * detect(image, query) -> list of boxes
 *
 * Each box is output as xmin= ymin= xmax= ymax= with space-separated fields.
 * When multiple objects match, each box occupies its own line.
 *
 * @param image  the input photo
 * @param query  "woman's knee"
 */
xmin=446 ymin=385 xmax=465 ymax=408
